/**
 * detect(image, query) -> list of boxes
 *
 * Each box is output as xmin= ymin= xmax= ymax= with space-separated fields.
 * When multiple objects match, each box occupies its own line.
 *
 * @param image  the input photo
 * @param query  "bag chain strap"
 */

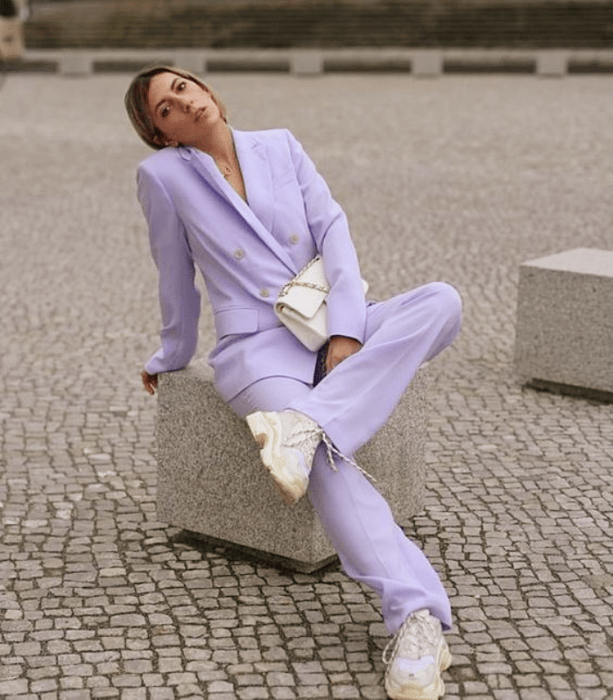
xmin=278 ymin=257 xmax=329 ymax=298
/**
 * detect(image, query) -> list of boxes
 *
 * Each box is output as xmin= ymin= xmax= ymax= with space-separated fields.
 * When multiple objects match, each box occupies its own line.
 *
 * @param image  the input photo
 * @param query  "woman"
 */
xmin=125 ymin=65 xmax=462 ymax=700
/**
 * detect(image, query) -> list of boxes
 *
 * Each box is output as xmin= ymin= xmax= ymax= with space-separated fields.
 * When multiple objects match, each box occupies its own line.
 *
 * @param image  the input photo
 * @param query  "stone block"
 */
xmin=291 ymin=52 xmax=324 ymax=75
xmin=412 ymin=51 xmax=443 ymax=77
xmin=173 ymin=50 xmax=206 ymax=75
xmin=536 ymin=51 xmax=568 ymax=77
xmin=59 ymin=51 xmax=92 ymax=76
xmin=515 ymin=248 xmax=613 ymax=399
xmin=157 ymin=360 xmax=428 ymax=571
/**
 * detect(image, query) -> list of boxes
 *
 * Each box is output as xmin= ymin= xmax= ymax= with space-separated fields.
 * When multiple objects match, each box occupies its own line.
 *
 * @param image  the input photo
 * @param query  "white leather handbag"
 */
xmin=274 ymin=256 xmax=368 ymax=352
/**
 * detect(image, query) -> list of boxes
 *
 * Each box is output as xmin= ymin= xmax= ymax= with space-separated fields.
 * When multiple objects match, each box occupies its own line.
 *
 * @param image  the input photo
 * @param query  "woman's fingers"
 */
xmin=325 ymin=336 xmax=362 ymax=373
xmin=141 ymin=370 xmax=158 ymax=395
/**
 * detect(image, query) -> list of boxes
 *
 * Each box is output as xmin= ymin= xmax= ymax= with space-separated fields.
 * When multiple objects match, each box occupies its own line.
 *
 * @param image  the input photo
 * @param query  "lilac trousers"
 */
xmin=228 ymin=282 xmax=462 ymax=634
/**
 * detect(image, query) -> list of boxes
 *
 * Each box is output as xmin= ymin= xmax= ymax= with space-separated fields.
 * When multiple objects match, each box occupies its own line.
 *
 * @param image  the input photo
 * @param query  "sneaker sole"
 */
xmin=246 ymin=412 xmax=307 ymax=506
xmin=385 ymin=639 xmax=452 ymax=700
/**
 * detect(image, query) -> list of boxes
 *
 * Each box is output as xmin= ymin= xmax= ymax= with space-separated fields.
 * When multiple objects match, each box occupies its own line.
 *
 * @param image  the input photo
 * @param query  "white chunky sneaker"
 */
xmin=383 ymin=609 xmax=452 ymax=700
xmin=246 ymin=411 xmax=323 ymax=505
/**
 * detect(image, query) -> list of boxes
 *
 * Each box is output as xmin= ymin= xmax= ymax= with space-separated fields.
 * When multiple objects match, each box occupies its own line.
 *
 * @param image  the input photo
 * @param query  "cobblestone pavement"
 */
xmin=1 ymin=72 xmax=612 ymax=700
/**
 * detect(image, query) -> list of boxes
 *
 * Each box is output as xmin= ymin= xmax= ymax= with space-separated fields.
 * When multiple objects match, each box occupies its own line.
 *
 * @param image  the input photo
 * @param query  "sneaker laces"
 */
xmin=285 ymin=415 xmax=377 ymax=484
xmin=284 ymin=420 xmax=324 ymax=465
xmin=383 ymin=610 xmax=438 ymax=666
xmin=321 ymin=432 xmax=377 ymax=483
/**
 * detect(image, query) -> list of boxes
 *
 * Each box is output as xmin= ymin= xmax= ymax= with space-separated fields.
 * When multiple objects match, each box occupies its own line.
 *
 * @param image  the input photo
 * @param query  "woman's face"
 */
xmin=146 ymin=71 xmax=223 ymax=147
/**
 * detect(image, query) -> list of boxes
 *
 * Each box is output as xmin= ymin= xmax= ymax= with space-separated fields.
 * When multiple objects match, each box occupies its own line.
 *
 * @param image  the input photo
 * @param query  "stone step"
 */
xmin=22 ymin=0 xmax=613 ymax=51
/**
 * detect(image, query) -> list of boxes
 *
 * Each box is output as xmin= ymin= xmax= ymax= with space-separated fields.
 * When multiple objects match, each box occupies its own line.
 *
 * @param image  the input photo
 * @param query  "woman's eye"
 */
xmin=161 ymin=105 xmax=170 ymax=118
xmin=178 ymin=81 xmax=186 ymax=91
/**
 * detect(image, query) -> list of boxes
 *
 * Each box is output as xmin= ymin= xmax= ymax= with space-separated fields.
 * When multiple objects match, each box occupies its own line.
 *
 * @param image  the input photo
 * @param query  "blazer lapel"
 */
xmin=182 ymin=134 xmax=296 ymax=274
xmin=232 ymin=130 xmax=275 ymax=235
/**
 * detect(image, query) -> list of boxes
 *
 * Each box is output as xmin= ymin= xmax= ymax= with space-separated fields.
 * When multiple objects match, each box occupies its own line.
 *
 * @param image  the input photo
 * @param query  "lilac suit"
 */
xmin=137 ymin=128 xmax=462 ymax=633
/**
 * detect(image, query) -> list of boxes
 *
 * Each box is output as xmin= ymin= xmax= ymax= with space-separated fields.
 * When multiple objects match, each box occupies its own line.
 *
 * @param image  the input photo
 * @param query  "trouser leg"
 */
xmin=229 ymin=375 xmax=452 ymax=634
xmin=288 ymin=282 xmax=462 ymax=457
xmin=307 ymin=449 xmax=452 ymax=632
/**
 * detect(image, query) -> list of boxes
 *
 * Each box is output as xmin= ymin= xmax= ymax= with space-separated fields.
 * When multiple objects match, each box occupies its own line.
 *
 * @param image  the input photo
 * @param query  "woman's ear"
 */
xmin=152 ymin=131 xmax=178 ymax=148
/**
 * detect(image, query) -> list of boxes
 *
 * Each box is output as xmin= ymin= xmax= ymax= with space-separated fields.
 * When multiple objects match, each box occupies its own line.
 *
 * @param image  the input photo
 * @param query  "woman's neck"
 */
xmin=195 ymin=122 xmax=235 ymax=163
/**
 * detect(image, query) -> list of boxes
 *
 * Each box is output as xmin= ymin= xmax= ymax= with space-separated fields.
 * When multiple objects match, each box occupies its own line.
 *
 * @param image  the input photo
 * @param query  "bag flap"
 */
xmin=275 ymin=256 xmax=329 ymax=319
xmin=275 ymin=285 xmax=327 ymax=319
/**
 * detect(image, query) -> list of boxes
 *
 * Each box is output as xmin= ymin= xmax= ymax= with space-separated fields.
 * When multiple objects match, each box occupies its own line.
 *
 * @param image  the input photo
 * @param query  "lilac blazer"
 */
xmin=137 ymin=128 xmax=366 ymax=402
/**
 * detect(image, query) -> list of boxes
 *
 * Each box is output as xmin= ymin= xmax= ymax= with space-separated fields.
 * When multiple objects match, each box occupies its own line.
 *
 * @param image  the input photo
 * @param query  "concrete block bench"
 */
xmin=157 ymin=359 xmax=428 ymax=572
xmin=515 ymin=248 xmax=613 ymax=401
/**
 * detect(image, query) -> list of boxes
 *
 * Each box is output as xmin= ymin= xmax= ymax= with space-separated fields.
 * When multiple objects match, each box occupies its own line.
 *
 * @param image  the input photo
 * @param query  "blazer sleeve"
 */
xmin=285 ymin=130 xmax=366 ymax=343
xmin=137 ymin=163 xmax=201 ymax=375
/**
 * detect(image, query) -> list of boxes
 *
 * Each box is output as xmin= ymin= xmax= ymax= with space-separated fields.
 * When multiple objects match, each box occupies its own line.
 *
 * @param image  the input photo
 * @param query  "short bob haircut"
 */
xmin=124 ymin=65 xmax=228 ymax=150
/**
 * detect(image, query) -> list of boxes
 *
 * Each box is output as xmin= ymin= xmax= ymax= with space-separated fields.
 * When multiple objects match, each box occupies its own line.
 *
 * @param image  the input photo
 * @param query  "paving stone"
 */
xmin=1 ymin=71 xmax=613 ymax=700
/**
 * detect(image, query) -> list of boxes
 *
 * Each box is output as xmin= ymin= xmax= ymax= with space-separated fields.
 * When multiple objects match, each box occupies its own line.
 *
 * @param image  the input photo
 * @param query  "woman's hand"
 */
xmin=141 ymin=370 xmax=159 ymax=395
xmin=325 ymin=336 xmax=362 ymax=374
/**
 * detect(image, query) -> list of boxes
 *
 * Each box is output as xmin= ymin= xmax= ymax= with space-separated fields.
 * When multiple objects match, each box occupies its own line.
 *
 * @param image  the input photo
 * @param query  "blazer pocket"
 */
xmin=214 ymin=308 xmax=260 ymax=340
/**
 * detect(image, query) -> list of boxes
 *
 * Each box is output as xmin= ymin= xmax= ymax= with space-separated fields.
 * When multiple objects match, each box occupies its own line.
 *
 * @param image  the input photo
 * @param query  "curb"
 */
xmin=6 ymin=47 xmax=613 ymax=76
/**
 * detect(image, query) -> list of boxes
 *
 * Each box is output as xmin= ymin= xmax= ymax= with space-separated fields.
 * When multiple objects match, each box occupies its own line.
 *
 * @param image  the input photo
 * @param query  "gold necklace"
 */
xmin=218 ymin=161 xmax=232 ymax=179
xmin=215 ymin=137 xmax=239 ymax=180
xmin=216 ymin=147 xmax=236 ymax=179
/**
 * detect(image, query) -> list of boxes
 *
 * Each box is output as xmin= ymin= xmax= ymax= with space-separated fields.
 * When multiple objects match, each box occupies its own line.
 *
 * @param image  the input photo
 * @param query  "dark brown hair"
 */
xmin=124 ymin=65 xmax=228 ymax=150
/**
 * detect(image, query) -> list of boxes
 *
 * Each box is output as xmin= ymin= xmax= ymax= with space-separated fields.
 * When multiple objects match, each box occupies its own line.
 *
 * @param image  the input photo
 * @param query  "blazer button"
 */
xmin=233 ymin=248 xmax=245 ymax=260
xmin=289 ymin=234 xmax=300 ymax=245
xmin=260 ymin=288 xmax=270 ymax=298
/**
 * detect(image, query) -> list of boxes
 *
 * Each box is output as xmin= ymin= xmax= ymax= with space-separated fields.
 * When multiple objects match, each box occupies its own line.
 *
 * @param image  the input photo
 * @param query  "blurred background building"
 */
xmin=17 ymin=0 xmax=613 ymax=50
xmin=0 ymin=0 xmax=29 ymax=58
